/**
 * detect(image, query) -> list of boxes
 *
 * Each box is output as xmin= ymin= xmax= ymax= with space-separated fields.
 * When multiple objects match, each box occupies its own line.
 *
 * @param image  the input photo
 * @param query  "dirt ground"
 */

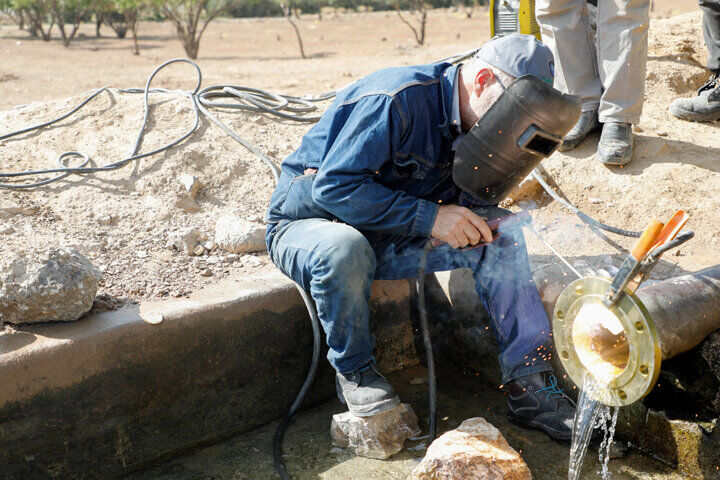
xmin=0 ymin=3 xmax=716 ymax=305
xmin=121 ymin=366 xmax=687 ymax=480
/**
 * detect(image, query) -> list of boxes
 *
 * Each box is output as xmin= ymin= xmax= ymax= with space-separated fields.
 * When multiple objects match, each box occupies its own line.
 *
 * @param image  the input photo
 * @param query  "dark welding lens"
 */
xmin=517 ymin=124 xmax=562 ymax=156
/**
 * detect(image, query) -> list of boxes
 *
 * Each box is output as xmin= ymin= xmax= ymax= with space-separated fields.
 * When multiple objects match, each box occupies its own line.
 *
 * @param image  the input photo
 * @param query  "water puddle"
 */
xmin=568 ymin=373 xmax=620 ymax=480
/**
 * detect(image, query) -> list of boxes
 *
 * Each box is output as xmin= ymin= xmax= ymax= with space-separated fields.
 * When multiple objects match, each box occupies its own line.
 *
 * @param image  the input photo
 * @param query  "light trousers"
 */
xmin=536 ymin=0 xmax=651 ymax=124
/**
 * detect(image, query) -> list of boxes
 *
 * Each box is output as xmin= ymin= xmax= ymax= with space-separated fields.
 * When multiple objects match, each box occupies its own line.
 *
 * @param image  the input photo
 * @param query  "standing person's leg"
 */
xmin=595 ymin=0 xmax=650 ymax=165
xmin=701 ymin=0 xmax=720 ymax=73
xmin=269 ymin=218 xmax=400 ymax=416
xmin=536 ymin=0 xmax=603 ymax=151
xmin=669 ymin=0 xmax=720 ymax=121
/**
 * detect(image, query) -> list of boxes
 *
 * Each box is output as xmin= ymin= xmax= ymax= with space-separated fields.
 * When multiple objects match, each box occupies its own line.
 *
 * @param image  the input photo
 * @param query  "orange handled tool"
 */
xmin=630 ymin=220 xmax=664 ymax=261
xmin=604 ymin=211 xmax=693 ymax=308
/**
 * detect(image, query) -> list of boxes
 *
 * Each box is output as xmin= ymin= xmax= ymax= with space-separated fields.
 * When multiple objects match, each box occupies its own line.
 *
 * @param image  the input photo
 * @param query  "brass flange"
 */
xmin=552 ymin=276 xmax=661 ymax=406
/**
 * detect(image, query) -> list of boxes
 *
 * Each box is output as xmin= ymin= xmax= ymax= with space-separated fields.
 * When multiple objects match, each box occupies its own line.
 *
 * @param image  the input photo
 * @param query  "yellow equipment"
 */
xmin=490 ymin=0 xmax=542 ymax=40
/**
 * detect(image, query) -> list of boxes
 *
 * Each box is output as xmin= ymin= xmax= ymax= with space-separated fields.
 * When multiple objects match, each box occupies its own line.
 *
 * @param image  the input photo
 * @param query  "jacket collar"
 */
xmin=438 ymin=63 xmax=461 ymax=140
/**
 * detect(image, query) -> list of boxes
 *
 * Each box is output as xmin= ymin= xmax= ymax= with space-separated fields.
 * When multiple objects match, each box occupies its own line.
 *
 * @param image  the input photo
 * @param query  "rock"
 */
xmin=410 ymin=374 xmax=429 ymax=385
xmin=96 ymin=214 xmax=114 ymax=226
xmin=502 ymin=172 xmax=543 ymax=207
xmin=202 ymin=240 xmax=216 ymax=251
xmin=168 ymin=227 xmax=200 ymax=255
xmin=199 ymin=268 xmax=212 ymax=277
xmin=243 ymin=255 xmax=263 ymax=268
xmin=409 ymin=417 xmax=531 ymax=480
xmin=0 ymin=224 xmax=15 ymax=235
xmin=223 ymin=254 xmax=239 ymax=264
xmin=175 ymin=174 xmax=202 ymax=213
xmin=193 ymin=245 xmax=205 ymax=256
xmin=215 ymin=215 xmax=266 ymax=254
xmin=0 ymin=203 xmax=38 ymax=219
xmin=330 ymin=403 xmax=421 ymax=459
xmin=0 ymin=247 xmax=102 ymax=324
xmin=589 ymin=197 xmax=603 ymax=204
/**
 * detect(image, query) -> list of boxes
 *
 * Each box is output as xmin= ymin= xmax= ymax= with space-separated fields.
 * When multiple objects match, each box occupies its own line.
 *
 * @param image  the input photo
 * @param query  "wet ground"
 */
xmin=122 ymin=365 xmax=685 ymax=480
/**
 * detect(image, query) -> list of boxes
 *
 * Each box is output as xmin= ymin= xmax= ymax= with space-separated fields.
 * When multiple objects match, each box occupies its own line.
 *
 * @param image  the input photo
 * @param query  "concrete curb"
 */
xmin=0 ymin=271 xmax=417 ymax=479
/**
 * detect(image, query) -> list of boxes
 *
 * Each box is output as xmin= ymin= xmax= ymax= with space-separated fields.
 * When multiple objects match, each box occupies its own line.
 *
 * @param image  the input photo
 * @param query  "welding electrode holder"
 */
xmin=603 ymin=212 xmax=694 ymax=309
xmin=430 ymin=210 xmax=533 ymax=251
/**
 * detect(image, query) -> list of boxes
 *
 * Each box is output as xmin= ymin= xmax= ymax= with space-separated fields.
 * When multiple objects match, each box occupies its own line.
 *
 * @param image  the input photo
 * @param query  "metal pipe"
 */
xmin=635 ymin=265 xmax=720 ymax=360
xmin=535 ymin=264 xmax=720 ymax=406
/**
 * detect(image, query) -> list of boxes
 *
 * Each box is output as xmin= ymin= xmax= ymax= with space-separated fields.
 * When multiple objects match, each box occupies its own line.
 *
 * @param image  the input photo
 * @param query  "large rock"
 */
xmin=0 ymin=247 xmax=102 ymax=324
xmin=214 ymin=215 xmax=265 ymax=254
xmin=330 ymin=403 xmax=421 ymax=459
xmin=409 ymin=417 xmax=532 ymax=480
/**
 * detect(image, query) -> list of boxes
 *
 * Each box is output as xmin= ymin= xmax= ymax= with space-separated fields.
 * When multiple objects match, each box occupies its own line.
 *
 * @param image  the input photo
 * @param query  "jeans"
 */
xmin=268 ymin=207 xmax=553 ymax=384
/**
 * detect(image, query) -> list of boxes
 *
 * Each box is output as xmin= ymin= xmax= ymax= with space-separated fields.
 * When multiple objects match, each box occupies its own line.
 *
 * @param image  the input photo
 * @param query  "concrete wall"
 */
xmin=0 ymin=272 xmax=418 ymax=479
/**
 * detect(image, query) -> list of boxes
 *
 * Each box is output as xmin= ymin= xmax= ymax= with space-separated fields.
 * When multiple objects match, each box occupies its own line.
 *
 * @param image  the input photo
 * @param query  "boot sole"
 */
xmin=507 ymin=412 xmax=572 ymax=444
xmin=668 ymin=106 xmax=720 ymax=122
xmin=336 ymin=379 xmax=401 ymax=417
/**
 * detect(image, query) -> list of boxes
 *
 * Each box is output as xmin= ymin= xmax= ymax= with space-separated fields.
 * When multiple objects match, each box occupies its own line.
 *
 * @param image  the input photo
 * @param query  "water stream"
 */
xmin=568 ymin=373 xmax=620 ymax=480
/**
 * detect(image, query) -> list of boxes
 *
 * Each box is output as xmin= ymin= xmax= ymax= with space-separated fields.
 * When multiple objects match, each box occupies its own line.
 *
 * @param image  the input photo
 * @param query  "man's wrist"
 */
xmin=411 ymin=199 xmax=440 ymax=237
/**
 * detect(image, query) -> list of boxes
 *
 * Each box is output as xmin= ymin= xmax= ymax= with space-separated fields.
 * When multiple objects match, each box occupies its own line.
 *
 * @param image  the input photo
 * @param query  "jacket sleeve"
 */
xmin=311 ymin=94 xmax=439 ymax=237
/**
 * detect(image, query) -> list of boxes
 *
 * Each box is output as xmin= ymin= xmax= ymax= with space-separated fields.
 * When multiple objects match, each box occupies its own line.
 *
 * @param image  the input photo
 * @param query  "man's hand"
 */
xmin=431 ymin=205 xmax=493 ymax=248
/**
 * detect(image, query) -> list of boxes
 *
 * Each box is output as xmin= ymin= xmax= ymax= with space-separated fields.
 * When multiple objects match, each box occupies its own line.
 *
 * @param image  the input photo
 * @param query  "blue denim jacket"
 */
xmin=266 ymin=61 xmax=492 ymax=250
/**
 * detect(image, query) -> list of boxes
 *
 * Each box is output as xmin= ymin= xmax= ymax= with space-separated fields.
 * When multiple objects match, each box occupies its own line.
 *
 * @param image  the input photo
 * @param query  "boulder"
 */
xmin=214 ymin=215 xmax=265 ymax=254
xmin=409 ymin=417 xmax=531 ymax=480
xmin=330 ymin=403 xmax=421 ymax=459
xmin=0 ymin=247 xmax=102 ymax=324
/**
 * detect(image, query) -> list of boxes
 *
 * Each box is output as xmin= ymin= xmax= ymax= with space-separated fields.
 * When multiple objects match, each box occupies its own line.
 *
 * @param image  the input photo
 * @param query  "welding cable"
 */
xmin=0 ymin=59 xmax=334 ymax=189
xmin=416 ymin=242 xmax=438 ymax=447
xmin=531 ymin=168 xmax=643 ymax=238
xmin=273 ymin=285 xmax=322 ymax=480
xmin=0 ymin=59 xmax=203 ymax=189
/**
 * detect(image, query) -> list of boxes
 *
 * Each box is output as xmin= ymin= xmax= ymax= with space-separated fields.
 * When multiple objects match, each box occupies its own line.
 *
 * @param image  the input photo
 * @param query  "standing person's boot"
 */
xmin=505 ymin=371 xmax=576 ymax=442
xmin=558 ymin=110 xmax=602 ymax=151
xmin=597 ymin=122 xmax=633 ymax=166
xmin=336 ymin=361 xmax=401 ymax=417
xmin=668 ymin=74 xmax=720 ymax=122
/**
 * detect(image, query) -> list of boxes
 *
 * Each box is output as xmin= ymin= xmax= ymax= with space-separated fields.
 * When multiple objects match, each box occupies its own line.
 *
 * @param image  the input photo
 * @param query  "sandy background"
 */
xmin=1 ymin=2 xmax=717 ymax=305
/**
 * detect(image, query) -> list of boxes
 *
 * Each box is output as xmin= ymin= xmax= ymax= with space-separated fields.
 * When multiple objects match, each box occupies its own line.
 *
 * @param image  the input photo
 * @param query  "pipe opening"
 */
xmin=570 ymin=303 xmax=630 ymax=381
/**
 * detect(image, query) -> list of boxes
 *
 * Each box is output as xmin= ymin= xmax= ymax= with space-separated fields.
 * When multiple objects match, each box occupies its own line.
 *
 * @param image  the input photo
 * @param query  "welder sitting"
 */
xmin=265 ymin=34 xmax=577 ymax=442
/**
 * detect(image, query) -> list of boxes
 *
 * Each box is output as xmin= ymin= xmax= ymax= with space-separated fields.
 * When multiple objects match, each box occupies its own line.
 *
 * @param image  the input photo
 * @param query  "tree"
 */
xmin=154 ymin=0 xmax=236 ymax=59
xmin=453 ymin=0 xmax=476 ymax=18
xmin=116 ymin=0 xmax=142 ymax=53
xmin=13 ymin=0 xmax=55 ymax=40
xmin=395 ymin=0 xmax=426 ymax=45
xmin=279 ymin=0 xmax=306 ymax=58
xmin=49 ymin=0 xmax=93 ymax=46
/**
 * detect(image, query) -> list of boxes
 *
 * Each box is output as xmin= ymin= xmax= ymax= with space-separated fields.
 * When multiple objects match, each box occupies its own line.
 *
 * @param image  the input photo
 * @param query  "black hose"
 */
xmin=416 ymin=243 xmax=437 ymax=447
xmin=531 ymin=168 xmax=642 ymax=238
xmin=273 ymin=285 xmax=323 ymax=480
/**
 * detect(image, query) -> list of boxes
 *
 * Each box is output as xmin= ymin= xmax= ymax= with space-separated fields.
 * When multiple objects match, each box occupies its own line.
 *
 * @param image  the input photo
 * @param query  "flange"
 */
xmin=552 ymin=276 xmax=661 ymax=406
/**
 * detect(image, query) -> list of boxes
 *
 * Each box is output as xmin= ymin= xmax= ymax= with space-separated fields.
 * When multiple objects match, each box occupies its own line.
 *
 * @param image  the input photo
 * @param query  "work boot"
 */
xmin=668 ymin=73 xmax=720 ymax=122
xmin=505 ymin=371 xmax=575 ymax=442
xmin=597 ymin=122 xmax=633 ymax=166
xmin=558 ymin=110 xmax=601 ymax=152
xmin=336 ymin=361 xmax=401 ymax=417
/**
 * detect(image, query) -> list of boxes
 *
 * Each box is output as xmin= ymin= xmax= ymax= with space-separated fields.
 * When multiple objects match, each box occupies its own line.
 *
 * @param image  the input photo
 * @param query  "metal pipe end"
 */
xmin=552 ymin=276 xmax=661 ymax=406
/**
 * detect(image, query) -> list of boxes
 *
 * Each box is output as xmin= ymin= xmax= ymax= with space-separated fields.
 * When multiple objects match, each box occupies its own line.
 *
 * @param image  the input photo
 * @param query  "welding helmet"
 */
xmin=452 ymin=75 xmax=581 ymax=202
